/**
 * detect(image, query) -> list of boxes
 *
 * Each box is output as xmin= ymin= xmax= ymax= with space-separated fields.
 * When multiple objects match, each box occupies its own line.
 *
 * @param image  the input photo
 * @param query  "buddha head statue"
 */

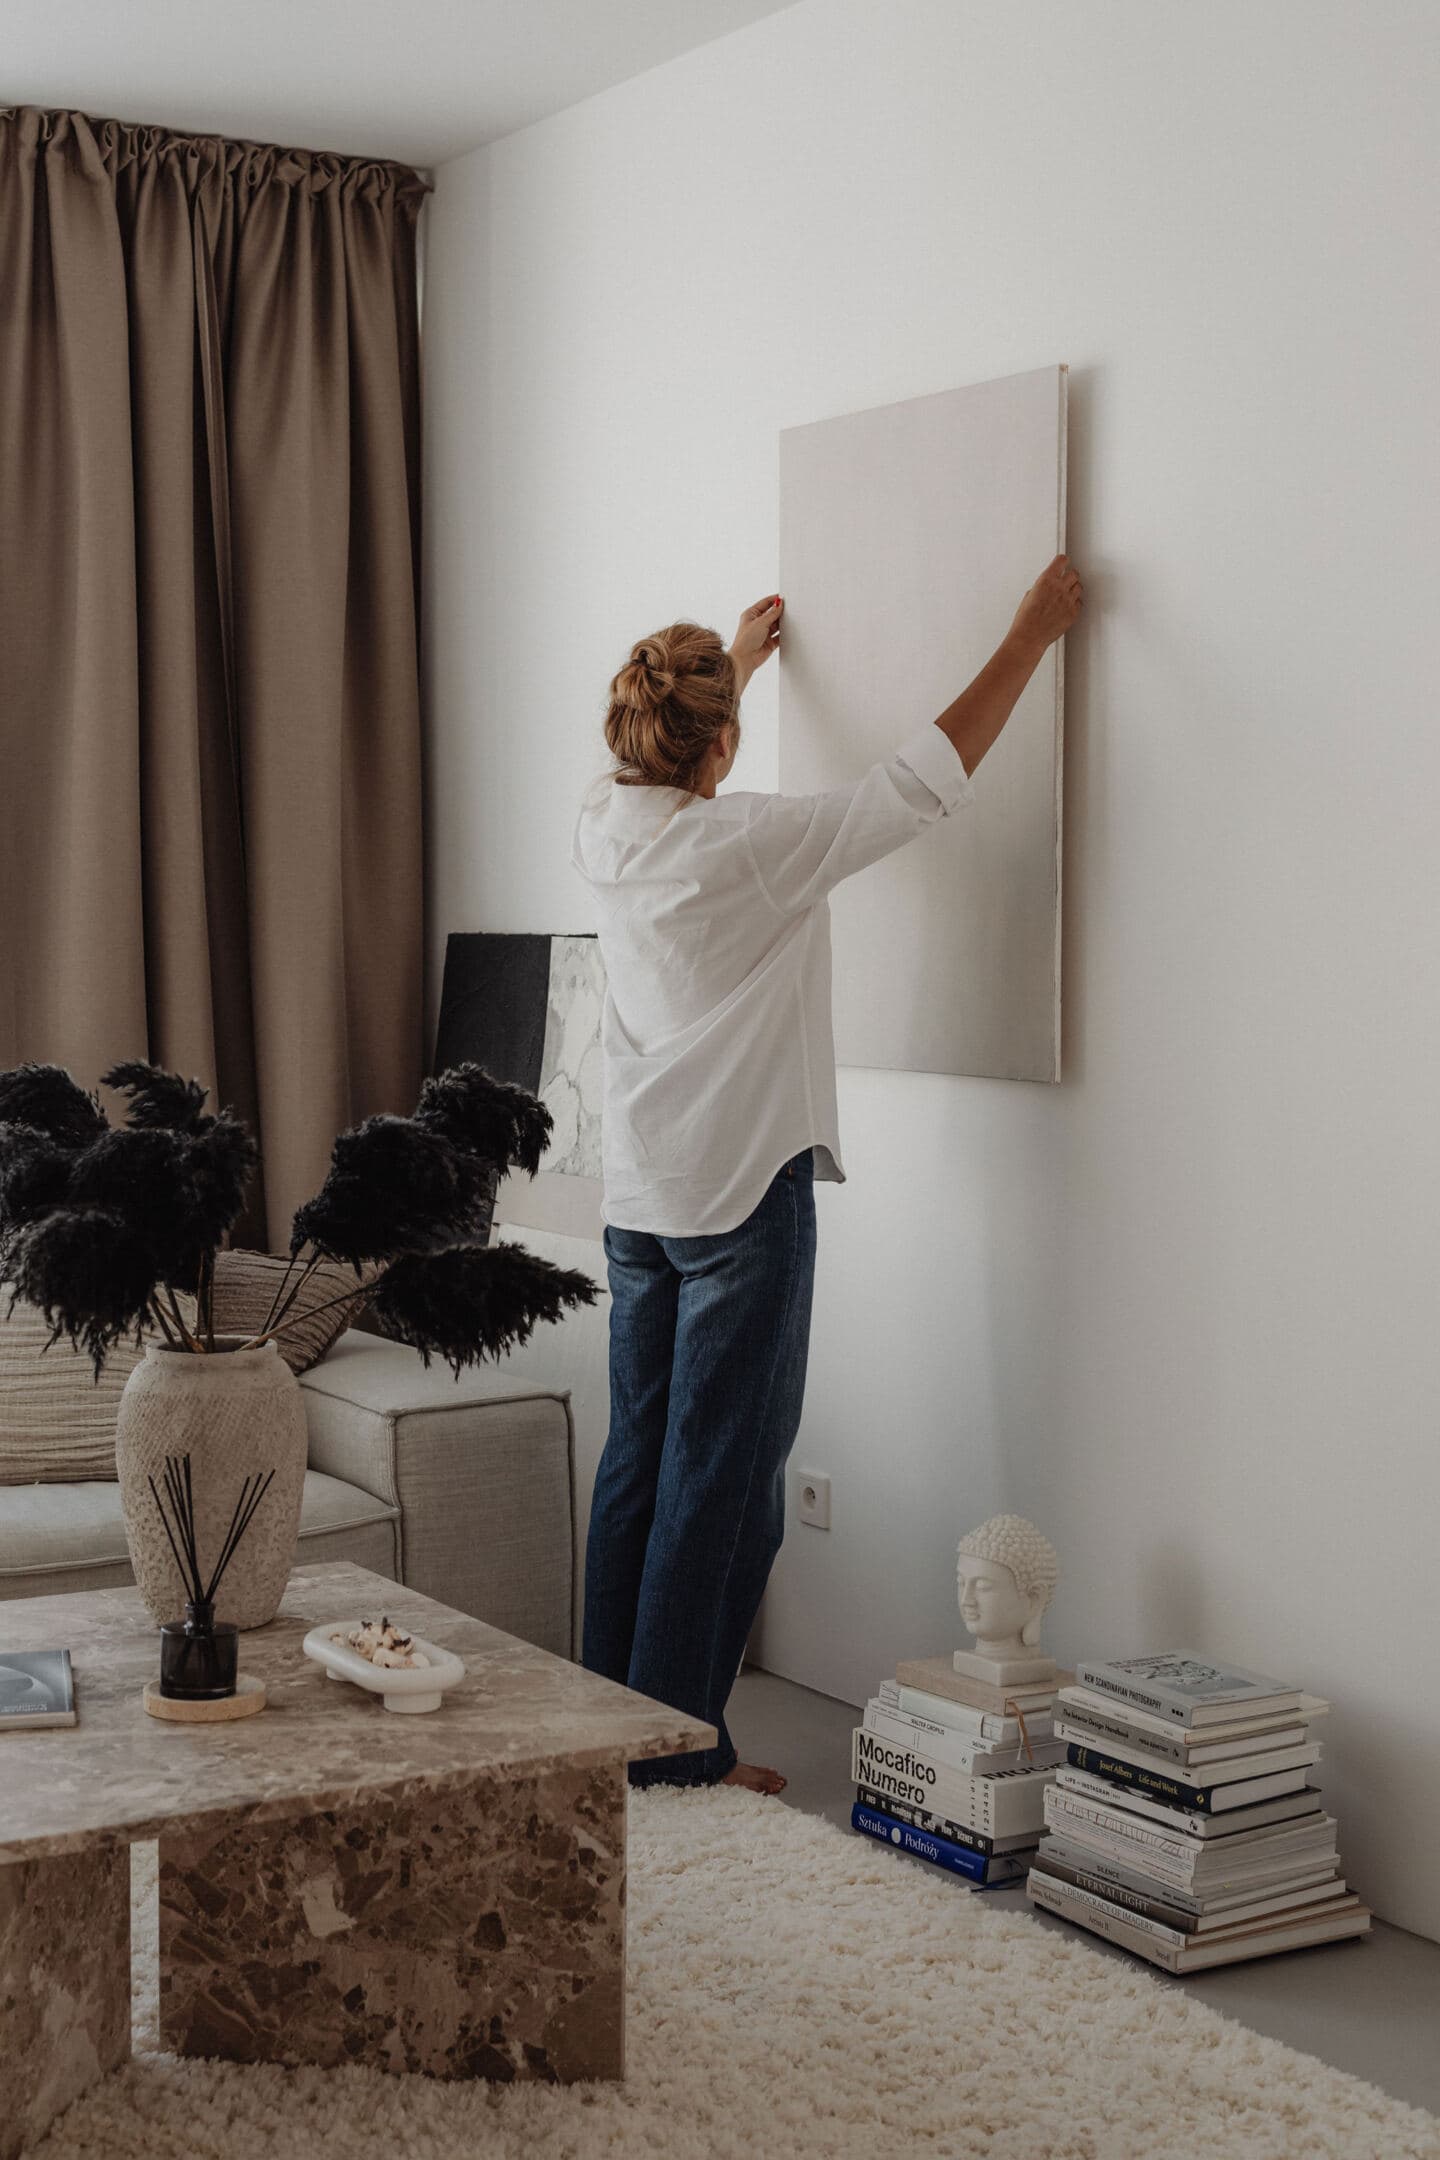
xmin=955 ymin=1515 xmax=1060 ymax=1659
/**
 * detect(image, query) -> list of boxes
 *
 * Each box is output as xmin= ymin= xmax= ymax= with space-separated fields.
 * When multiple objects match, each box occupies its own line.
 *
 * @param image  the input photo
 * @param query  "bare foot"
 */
xmin=722 ymin=1762 xmax=787 ymax=1795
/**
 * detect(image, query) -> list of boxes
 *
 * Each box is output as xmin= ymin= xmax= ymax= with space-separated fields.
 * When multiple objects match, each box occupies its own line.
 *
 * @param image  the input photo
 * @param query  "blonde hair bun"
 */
xmin=615 ymin=642 xmax=676 ymax=713
xmin=605 ymin=621 xmax=737 ymax=791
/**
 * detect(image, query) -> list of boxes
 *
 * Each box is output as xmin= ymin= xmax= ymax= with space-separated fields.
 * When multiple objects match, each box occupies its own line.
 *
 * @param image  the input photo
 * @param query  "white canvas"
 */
xmin=778 ymin=365 xmax=1067 ymax=1082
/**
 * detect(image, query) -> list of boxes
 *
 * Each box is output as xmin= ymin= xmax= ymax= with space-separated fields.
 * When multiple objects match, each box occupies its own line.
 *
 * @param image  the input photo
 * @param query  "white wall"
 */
xmin=423 ymin=0 xmax=1440 ymax=1937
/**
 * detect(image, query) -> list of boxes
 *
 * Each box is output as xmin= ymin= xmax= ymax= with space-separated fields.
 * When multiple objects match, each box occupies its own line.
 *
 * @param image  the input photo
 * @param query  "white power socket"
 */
xmin=795 ymin=1469 xmax=831 ymax=1530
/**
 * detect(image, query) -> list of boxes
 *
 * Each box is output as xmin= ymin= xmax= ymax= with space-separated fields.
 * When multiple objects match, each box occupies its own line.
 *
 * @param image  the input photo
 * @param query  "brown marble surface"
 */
xmin=159 ymin=1761 xmax=625 ymax=2082
xmin=0 ymin=1563 xmax=713 ymax=1861
xmin=0 ymin=1842 xmax=129 ymax=2160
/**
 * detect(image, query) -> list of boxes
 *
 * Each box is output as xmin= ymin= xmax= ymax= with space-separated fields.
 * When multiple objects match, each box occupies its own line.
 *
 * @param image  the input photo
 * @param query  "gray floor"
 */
xmin=729 ymin=1666 xmax=1440 ymax=2120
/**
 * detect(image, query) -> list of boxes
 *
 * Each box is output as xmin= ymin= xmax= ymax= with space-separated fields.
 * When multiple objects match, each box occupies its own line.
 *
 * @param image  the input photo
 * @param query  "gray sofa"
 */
xmin=0 ymin=1331 xmax=578 ymax=1657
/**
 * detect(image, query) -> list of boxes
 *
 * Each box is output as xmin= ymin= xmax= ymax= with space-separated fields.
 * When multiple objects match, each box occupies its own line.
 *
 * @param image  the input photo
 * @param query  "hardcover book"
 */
xmin=851 ymin=1727 xmax=1054 ymax=1839
xmin=0 ymin=1650 xmax=75 ymax=1730
xmin=894 ymin=1657 xmax=1070 ymax=1717
xmin=1047 ymin=1787 xmax=1333 ymax=1852
xmin=852 ymin=1802 xmax=1032 ymax=1887
xmin=1055 ymin=1688 xmax=1309 ymax=1765
xmin=1054 ymin=1765 xmax=1323 ymax=1840
xmin=1044 ymin=1790 xmax=1336 ymax=1885
xmin=1034 ymin=1845 xmax=1346 ymax=1933
xmin=1027 ymin=1867 xmax=1370 ymax=1972
xmin=1039 ymin=1831 xmax=1341 ymax=1910
xmin=1054 ymin=1720 xmax=1317 ymax=1785
xmin=897 ymin=1685 xmax=1048 ymax=1747
xmin=1073 ymin=1653 xmax=1300 ymax=1728
xmin=1060 ymin=1741 xmax=1318 ymax=1813
xmin=865 ymin=1701 xmax=1064 ymax=1777
xmin=1042 ymin=1831 xmax=1341 ymax=1901
xmin=856 ymin=1786 xmax=1040 ymax=1858
xmin=1030 ymin=1862 xmax=1363 ymax=1949
xmin=1043 ymin=1837 xmax=1338 ymax=1907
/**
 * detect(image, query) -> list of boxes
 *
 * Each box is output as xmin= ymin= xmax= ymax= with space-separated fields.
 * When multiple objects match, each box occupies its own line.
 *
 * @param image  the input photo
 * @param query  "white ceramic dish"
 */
xmin=302 ymin=1621 xmax=466 ymax=1714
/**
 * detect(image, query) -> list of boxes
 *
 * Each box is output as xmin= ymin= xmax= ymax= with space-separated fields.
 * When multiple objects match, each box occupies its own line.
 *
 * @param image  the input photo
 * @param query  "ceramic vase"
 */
xmin=114 ymin=1339 xmax=307 ymax=1629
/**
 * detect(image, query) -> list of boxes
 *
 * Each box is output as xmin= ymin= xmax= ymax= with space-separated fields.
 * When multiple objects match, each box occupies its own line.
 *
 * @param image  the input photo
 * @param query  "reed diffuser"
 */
xmin=149 ymin=1452 xmax=275 ymax=1699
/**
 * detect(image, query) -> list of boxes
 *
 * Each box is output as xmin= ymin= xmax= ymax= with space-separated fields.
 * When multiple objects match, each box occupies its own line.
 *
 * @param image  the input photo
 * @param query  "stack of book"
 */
xmin=850 ymin=1654 xmax=1070 ymax=1889
xmin=1027 ymin=1651 xmax=1371 ymax=1971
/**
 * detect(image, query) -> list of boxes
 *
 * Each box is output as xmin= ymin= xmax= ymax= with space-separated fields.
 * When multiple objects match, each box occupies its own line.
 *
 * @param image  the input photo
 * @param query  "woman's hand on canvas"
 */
xmin=1009 ymin=555 xmax=1082 ymax=653
xmin=728 ymin=594 xmax=783 ymax=693
xmin=935 ymin=555 xmax=1081 ymax=776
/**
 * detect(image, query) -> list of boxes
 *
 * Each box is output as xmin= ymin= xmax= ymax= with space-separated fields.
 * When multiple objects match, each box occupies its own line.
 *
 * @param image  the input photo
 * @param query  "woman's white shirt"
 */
xmin=570 ymin=722 xmax=975 ymax=1236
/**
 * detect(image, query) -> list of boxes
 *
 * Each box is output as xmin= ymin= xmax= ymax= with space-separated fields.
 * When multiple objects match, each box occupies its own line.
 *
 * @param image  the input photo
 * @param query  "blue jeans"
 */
xmin=583 ymin=1148 xmax=817 ymax=1785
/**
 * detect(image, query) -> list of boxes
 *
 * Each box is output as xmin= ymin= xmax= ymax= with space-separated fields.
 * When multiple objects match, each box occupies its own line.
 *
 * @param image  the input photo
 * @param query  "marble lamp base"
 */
xmin=952 ymin=1650 xmax=1059 ymax=1687
xmin=158 ymin=1760 xmax=626 ymax=2082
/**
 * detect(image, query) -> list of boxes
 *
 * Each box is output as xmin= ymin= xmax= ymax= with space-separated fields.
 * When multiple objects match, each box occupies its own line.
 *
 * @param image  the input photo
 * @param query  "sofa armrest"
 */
xmin=298 ymin=1331 xmax=575 ymax=1656
xmin=485 ymin=1224 xmax=609 ymax=1640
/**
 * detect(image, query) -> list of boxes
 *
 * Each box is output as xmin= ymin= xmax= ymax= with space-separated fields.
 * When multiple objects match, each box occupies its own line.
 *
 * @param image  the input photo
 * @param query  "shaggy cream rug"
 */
xmin=33 ymin=1787 xmax=1438 ymax=2160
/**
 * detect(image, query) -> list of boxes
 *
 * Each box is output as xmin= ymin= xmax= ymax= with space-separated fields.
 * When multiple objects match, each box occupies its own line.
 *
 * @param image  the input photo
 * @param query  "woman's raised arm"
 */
xmin=934 ymin=553 xmax=1082 ymax=776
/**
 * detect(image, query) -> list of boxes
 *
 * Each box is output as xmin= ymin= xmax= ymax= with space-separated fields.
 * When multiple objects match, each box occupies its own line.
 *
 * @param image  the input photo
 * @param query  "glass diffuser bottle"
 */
xmin=148 ymin=1452 xmax=274 ymax=1701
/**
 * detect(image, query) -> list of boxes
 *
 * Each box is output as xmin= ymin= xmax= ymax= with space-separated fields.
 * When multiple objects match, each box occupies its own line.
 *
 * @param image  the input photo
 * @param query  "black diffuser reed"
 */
xmin=148 ymin=1452 xmax=275 ymax=1700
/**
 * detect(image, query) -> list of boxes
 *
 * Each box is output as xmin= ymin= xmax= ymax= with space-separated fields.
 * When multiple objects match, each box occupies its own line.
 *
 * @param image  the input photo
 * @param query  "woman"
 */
xmin=573 ymin=555 xmax=1082 ymax=1792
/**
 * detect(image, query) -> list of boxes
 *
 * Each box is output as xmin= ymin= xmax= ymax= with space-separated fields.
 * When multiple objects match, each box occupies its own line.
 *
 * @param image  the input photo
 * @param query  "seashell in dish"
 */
xmin=331 ymin=1616 xmax=430 ymax=1670
xmin=303 ymin=1618 xmax=464 ymax=1714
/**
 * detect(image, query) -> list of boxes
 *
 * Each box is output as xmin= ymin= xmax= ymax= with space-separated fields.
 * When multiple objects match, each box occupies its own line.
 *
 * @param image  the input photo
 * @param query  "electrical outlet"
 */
xmin=795 ymin=1469 xmax=831 ymax=1530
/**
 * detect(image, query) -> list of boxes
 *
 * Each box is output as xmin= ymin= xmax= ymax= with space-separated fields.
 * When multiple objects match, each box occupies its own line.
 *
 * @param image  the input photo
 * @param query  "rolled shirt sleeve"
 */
xmin=742 ymin=723 xmax=975 ymax=915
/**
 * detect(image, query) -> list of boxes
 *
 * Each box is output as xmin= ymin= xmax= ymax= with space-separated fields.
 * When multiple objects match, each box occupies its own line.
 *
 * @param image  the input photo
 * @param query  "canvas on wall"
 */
xmin=778 ymin=364 xmax=1067 ymax=1082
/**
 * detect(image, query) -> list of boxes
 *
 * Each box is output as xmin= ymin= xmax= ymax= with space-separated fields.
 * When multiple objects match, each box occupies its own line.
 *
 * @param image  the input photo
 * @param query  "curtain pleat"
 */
xmin=0 ymin=108 xmax=429 ymax=1245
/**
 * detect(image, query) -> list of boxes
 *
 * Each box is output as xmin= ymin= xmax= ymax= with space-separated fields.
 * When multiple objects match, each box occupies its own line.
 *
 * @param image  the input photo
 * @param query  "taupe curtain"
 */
xmin=0 ymin=107 xmax=429 ymax=1245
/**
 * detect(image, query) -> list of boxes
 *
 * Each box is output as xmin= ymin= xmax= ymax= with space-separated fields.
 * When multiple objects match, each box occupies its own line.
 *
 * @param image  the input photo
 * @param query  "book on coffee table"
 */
xmin=0 ymin=1649 xmax=75 ymax=1729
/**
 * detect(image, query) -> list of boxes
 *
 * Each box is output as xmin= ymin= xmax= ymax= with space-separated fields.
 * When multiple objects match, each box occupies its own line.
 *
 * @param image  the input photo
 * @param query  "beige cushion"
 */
xmin=178 ymin=1251 xmax=376 ymax=1374
xmin=0 ymin=1249 xmax=370 ymax=1487
xmin=0 ymin=1295 xmax=153 ymax=1485
xmin=0 ymin=1469 xmax=400 ymax=1602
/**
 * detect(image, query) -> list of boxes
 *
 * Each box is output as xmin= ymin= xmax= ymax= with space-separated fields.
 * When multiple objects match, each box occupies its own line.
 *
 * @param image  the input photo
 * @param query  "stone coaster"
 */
xmin=144 ymin=1675 xmax=267 ymax=1723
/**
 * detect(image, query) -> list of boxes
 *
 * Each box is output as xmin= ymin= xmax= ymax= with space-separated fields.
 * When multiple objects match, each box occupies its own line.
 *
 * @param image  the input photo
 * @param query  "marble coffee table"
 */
xmin=0 ymin=1560 xmax=711 ymax=2157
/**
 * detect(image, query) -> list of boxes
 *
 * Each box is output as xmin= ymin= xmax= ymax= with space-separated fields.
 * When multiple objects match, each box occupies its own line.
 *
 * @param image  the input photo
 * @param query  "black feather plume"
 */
xmin=102 ymin=1061 xmax=213 ymax=1134
xmin=185 ymin=1114 xmax=258 ymax=1252
xmin=0 ymin=1123 xmax=74 ymax=1256
xmin=415 ymin=1064 xmax=554 ymax=1177
xmin=0 ymin=1065 xmax=107 ymax=1150
xmin=369 ymin=1243 xmax=597 ymax=1375
xmin=290 ymin=1115 xmax=494 ymax=1265
xmin=67 ymin=1128 xmax=200 ymax=1285
xmin=8 ymin=1205 xmax=161 ymax=1376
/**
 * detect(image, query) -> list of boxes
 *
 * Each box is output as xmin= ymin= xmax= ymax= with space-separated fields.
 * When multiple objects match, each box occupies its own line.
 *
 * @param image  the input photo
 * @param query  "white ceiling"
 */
xmin=2 ymin=0 xmax=798 ymax=169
